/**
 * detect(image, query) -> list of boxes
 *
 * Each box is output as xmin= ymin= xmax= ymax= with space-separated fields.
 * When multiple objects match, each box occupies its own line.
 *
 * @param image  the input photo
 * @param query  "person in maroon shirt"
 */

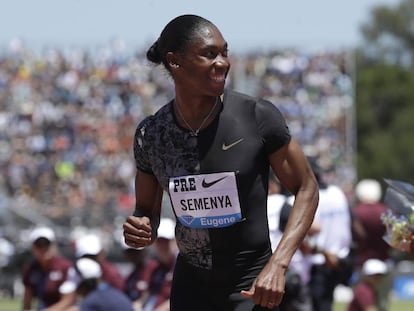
xmin=74 ymin=233 xmax=125 ymax=291
xmin=135 ymin=218 xmax=177 ymax=311
xmin=352 ymin=179 xmax=392 ymax=311
xmin=22 ymin=227 xmax=72 ymax=311
xmin=352 ymin=179 xmax=391 ymax=266
xmin=347 ymin=259 xmax=388 ymax=311
xmin=50 ymin=233 xmax=126 ymax=311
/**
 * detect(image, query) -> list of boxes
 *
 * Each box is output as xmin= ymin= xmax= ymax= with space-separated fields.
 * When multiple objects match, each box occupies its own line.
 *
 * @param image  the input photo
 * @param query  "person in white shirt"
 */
xmin=305 ymin=157 xmax=352 ymax=311
xmin=267 ymin=174 xmax=314 ymax=311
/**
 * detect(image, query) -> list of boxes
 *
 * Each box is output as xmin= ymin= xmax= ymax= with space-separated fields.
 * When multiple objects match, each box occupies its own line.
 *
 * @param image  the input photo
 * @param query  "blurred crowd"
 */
xmin=0 ymin=41 xmax=355 ymax=232
xmin=0 ymin=39 xmax=412 ymax=310
xmin=0 ymin=41 xmax=358 ymax=308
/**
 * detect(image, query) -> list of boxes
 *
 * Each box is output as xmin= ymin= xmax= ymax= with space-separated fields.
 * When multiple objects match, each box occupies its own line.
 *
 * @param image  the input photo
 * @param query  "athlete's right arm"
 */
xmin=123 ymin=170 xmax=163 ymax=249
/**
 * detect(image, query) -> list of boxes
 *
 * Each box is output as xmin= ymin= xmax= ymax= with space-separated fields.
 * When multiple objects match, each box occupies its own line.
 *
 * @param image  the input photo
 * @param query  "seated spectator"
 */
xmin=22 ymin=226 xmax=72 ymax=311
xmin=51 ymin=233 xmax=125 ymax=311
xmin=62 ymin=257 xmax=133 ymax=311
xmin=122 ymin=240 xmax=149 ymax=305
xmin=352 ymin=179 xmax=392 ymax=311
xmin=347 ymin=259 xmax=388 ymax=311
xmin=75 ymin=233 xmax=125 ymax=291
xmin=305 ymin=157 xmax=352 ymax=311
xmin=352 ymin=179 xmax=391 ymax=266
xmin=137 ymin=218 xmax=177 ymax=311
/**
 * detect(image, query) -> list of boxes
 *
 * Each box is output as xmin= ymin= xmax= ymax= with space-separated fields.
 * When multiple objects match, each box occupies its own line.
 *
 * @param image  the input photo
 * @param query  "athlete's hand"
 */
xmin=240 ymin=262 xmax=286 ymax=309
xmin=123 ymin=216 xmax=152 ymax=249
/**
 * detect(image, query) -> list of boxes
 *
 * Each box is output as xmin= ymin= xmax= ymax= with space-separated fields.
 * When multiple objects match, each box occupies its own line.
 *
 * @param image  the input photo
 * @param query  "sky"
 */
xmin=0 ymin=0 xmax=402 ymax=53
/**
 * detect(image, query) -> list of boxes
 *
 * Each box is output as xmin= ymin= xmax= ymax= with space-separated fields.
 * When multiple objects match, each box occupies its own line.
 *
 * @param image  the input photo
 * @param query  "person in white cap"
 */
xmin=352 ymin=179 xmax=392 ymax=311
xmin=352 ymin=179 xmax=391 ymax=267
xmin=22 ymin=226 xmax=72 ymax=311
xmin=133 ymin=217 xmax=178 ymax=311
xmin=121 ymin=239 xmax=149 ymax=308
xmin=74 ymin=233 xmax=125 ymax=291
xmin=62 ymin=257 xmax=134 ymax=311
xmin=46 ymin=233 xmax=125 ymax=311
xmin=347 ymin=259 xmax=388 ymax=311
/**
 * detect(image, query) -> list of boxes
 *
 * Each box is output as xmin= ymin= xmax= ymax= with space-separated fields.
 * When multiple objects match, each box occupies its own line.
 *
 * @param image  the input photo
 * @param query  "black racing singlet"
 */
xmin=134 ymin=89 xmax=291 ymax=270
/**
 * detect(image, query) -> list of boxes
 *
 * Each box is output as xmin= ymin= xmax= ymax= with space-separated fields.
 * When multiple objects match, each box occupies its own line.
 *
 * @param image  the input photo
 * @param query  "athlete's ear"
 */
xmin=166 ymin=52 xmax=180 ymax=69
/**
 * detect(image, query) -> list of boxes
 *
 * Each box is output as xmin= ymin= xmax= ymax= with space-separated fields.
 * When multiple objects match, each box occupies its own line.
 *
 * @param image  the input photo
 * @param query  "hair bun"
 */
xmin=146 ymin=39 xmax=162 ymax=64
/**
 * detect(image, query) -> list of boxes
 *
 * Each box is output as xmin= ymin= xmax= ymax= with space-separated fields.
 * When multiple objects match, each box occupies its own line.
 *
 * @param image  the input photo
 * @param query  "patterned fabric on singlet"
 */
xmin=134 ymin=89 xmax=291 ymax=270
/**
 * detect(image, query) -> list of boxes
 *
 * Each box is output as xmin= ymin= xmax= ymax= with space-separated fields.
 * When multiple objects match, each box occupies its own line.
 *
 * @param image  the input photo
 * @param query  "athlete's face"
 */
xmin=173 ymin=25 xmax=230 ymax=97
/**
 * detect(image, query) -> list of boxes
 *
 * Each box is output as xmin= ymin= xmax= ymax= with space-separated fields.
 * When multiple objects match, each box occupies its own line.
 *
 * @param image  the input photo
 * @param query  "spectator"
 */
xmin=347 ymin=259 xmax=388 ymax=311
xmin=352 ymin=179 xmax=391 ymax=266
xmin=267 ymin=174 xmax=289 ymax=252
xmin=75 ymin=233 xmax=125 ymax=291
xmin=53 ymin=233 xmax=125 ymax=311
xmin=352 ymin=179 xmax=392 ymax=311
xmin=270 ymin=185 xmax=315 ymax=311
xmin=22 ymin=226 xmax=72 ymax=311
xmin=135 ymin=218 xmax=177 ymax=311
xmin=62 ymin=257 xmax=133 ymax=311
xmin=305 ymin=157 xmax=352 ymax=311
xmin=122 ymin=241 xmax=149 ymax=307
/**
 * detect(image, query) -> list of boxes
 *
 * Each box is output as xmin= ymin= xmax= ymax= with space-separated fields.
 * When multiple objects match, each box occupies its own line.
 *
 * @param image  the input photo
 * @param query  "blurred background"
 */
xmin=1 ymin=0 xmax=414 ymax=308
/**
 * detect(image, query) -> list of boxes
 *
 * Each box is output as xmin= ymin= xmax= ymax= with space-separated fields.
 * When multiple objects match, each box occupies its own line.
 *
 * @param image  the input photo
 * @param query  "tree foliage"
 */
xmin=356 ymin=0 xmax=414 ymax=183
xmin=360 ymin=0 xmax=414 ymax=65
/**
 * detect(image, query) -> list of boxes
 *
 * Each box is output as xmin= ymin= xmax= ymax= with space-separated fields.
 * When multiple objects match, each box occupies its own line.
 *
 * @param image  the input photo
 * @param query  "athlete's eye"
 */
xmin=204 ymin=50 xmax=218 ymax=59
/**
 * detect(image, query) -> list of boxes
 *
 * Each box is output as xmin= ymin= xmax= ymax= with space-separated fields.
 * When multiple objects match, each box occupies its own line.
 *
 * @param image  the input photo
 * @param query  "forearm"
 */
xmin=43 ymin=293 xmax=76 ymax=311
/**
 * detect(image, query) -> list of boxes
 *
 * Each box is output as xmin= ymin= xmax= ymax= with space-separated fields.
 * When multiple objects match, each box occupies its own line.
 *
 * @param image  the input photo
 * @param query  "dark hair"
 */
xmin=146 ymin=14 xmax=215 ymax=70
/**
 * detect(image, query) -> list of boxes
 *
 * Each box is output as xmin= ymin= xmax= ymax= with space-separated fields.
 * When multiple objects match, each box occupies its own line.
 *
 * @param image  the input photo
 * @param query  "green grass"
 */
xmin=333 ymin=300 xmax=414 ymax=311
xmin=1 ymin=298 xmax=413 ymax=311
xmin=0 ymin=298 xmax=20 ymax=311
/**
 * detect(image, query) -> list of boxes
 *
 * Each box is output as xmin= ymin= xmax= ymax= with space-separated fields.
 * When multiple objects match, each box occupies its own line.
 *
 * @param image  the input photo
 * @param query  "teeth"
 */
xmin=212 ymin=77 xmax=225 ymax=82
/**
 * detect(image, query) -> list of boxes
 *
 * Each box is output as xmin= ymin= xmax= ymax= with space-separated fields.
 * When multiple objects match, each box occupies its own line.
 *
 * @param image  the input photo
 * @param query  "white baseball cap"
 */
xmin=76 ymin=257 xmax=102 ymax=279
xmin=362 ymin=259 xmax=388 ymax=276
xmin=75 ymin=234 xmax=102 ymax=257
xmin=29 ymin=227 xmax=56 ymax=243
xmin=59 ymin=258 xmax=102 ymax=294
xmin=157 ymin=218 xmax=175 ymax=240
xmin=355 ymin=179 xmax=382 ymax=204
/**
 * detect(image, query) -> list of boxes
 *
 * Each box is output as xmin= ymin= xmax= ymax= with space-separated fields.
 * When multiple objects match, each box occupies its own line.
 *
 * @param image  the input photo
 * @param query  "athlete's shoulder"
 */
xmin=224 ymin=88 xmax=258 ymax=104
xmin=136 ymin=101 xmax=172 ymax=133
xmin=224 ymin=88 xmax=277 ymax=110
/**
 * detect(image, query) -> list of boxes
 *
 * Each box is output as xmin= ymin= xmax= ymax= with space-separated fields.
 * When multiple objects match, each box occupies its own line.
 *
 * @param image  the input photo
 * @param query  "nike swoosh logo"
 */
xmin=202 ymin=176 xmax=227 ymax=188
xmin=222 ymin=138 xmax=244 ymax=151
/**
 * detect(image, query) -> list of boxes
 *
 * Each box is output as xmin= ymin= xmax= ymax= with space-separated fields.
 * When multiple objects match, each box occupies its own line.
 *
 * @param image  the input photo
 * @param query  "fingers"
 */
xmin=240 ymin=289 xmax=254 ymax=298
xmin=123 ymin=216 xmax=152 ymax=248
xmin=241 ymin=283 xmax=285 ymax=309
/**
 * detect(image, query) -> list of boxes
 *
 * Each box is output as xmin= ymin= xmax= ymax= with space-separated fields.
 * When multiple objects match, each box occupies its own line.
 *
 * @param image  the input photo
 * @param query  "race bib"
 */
xmin=169 ymin=172 xmax=242 ymax=228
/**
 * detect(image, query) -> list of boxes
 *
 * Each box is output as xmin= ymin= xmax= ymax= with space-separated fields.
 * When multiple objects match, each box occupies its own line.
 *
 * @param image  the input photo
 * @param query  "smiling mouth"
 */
xmin=211 ymin=76 xmax=225 ymax=83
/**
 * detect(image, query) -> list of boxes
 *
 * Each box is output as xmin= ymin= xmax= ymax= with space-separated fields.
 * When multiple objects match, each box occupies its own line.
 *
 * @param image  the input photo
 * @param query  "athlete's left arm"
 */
xmin=241 ymin=138 xmax=319 ymax=307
